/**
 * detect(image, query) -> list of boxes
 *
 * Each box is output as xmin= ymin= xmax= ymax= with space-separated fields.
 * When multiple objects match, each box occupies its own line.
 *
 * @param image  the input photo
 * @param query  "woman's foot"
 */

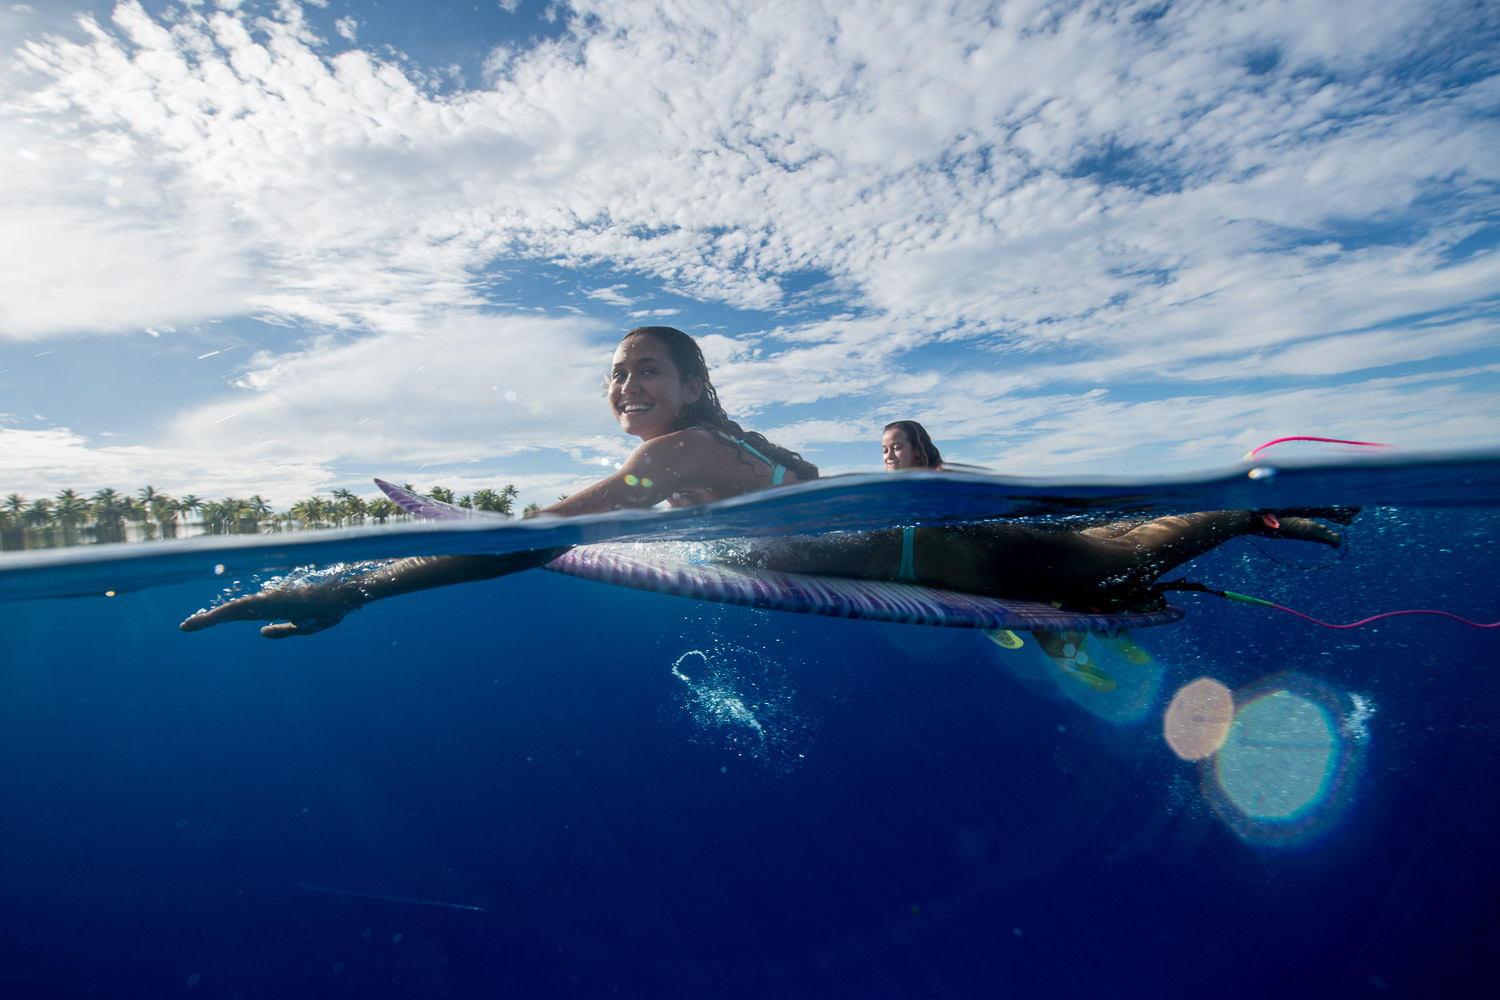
xmin=1281 ymin=505 xmax=1362 ymax=525
xmin=1252 ymin=509 xmax=1355 ymax=547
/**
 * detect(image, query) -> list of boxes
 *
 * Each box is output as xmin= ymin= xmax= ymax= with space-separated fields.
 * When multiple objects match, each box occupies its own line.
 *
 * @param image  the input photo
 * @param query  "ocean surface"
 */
xmin=2 ymin=453 xmax=1497 ymax=999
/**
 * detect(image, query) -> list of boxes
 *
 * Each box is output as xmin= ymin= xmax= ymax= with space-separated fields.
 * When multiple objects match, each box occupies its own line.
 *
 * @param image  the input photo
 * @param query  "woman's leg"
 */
xmin=737 ymin=510 xmax=1344 ymax=603
xmin=932 ymin=510 xmax=1345 ymax=602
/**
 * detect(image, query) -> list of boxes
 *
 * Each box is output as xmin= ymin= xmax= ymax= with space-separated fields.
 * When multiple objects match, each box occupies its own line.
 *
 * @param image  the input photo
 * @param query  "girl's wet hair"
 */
xmin=883 ymin=420 xmax=943 ymax=469
xmin=621 ymin=326 xmax=818 ymax=481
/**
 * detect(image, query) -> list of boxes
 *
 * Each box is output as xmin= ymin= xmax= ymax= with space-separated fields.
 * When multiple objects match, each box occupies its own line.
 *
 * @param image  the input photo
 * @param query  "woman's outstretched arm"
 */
xmin=180 ymin=548 xmax=568 ymax=638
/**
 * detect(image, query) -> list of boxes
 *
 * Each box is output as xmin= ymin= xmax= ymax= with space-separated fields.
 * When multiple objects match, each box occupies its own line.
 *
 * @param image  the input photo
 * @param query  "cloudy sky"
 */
xmin=1 ymin=0 xmax=1496 ymax=508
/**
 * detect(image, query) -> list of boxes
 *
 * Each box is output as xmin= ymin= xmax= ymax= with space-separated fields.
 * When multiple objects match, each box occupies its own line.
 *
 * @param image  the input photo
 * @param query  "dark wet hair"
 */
xmin=883 ymin=420 xmax=943 ymax=469
xmin=620 ymin=326 xmax=818 ymax=481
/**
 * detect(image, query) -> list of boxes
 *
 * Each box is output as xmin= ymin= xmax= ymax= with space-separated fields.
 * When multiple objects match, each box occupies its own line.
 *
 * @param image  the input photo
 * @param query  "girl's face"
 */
xmin=608 ymin=334 xmax=702 ymax=440
xmin=882 ymin=427 xmax=925 ymax=470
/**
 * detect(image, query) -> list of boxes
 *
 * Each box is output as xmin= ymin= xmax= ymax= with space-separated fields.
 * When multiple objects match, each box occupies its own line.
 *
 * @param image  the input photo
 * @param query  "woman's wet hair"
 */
xmin=620 ymin=326 xmax=819 ymax=481
xmin=883 ymin=420 xmax=943 ymax=469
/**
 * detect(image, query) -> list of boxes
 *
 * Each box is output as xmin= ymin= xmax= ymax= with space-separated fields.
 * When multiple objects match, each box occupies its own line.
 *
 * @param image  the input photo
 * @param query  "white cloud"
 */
xmin=585 ymin=285 xmax=634 ymax=307
xmin=0 ymin=0 xmax=1495 ymax=493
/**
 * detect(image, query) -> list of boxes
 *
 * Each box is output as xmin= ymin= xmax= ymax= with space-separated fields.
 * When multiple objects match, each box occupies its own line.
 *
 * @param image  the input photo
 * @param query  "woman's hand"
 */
xmin=179 ymin=549 xmax=570 ymax=639
xmin=179 ymin=567 xmax=372 ymax=639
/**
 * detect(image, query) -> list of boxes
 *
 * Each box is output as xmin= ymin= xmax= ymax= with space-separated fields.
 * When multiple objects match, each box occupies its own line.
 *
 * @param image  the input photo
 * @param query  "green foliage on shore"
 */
xmin=0 ymin=483 xmax=519 ymax=552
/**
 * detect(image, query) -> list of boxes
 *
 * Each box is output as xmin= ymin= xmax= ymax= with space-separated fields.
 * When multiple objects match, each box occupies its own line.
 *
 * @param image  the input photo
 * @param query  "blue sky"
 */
xmin=1 ymin=0 xmax=1497 ymax=508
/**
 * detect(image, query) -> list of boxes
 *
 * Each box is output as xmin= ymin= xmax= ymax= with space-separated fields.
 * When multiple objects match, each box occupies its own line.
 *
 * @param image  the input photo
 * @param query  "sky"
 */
xmin=1 ymin=0 xmax=1497 ymax=509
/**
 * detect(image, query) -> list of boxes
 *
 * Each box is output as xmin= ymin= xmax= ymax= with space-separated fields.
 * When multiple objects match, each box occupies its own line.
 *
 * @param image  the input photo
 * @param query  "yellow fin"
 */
xmin=1094 ymin=630 xmax=1152 ymax=665
xmin=1065 ymin=660 xmax=1117 ymax=693
xmin=983 ymin=629 xmax=1024 ymax=649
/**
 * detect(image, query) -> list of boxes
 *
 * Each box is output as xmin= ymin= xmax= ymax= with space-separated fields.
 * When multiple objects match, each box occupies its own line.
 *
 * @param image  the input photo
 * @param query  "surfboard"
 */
xmin=373 ymin=479 xmax=1184 ymax=632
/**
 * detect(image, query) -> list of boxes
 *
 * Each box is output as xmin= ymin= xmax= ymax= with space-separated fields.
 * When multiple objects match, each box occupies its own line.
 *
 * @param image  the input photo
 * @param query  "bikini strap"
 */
xmin=693 ymin=427 xmax=787 ymax=486
xmin=898 ymin=526 xmax=917 ymax=582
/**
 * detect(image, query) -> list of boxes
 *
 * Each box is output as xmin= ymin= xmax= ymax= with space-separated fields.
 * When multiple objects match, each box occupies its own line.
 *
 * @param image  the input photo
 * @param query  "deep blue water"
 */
xmin=2 ymin=457 xmax=1498 ymax=999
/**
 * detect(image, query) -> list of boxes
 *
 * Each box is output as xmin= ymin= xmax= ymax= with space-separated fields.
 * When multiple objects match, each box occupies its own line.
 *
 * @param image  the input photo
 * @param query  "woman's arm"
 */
xmin=181 ymin=430 xmax=785 ymax=638
xmin=539 ymin=430 xmax=733 ymax=516
xmin=180 ymin=548 xmax=567 ymax=638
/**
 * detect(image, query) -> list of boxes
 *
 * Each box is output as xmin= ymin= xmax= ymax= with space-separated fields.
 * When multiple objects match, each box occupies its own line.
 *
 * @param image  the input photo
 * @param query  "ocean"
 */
xmin=2 ymin=455 xmax=1497 ymax=999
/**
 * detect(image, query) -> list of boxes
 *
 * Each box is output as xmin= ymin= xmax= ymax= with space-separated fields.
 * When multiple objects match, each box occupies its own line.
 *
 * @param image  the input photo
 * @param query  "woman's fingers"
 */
xmin=179 ymin=594 xmax=275 ymax=631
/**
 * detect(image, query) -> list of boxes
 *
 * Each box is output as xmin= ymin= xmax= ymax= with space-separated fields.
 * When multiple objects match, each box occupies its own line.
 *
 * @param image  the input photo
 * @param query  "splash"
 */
xmin=672 ymin=651 xmax=766 ymax=740
xmin=669 ymin=645 xmax=812 ymax=771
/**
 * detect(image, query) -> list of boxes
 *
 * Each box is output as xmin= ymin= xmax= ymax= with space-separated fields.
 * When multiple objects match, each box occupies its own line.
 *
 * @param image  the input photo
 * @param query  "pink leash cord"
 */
xmin=1245 ymin=436 xmax=1394 ymax=460
xmin=1261 ymin=602 xmax=1500 ymax=630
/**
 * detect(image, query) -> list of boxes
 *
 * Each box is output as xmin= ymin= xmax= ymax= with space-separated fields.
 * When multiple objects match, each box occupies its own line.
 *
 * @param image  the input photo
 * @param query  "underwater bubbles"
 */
xmin=669 ymin=644 xmax=813 ymax=772
xmin=1166 ymin=672 xmax=1368 ymax=846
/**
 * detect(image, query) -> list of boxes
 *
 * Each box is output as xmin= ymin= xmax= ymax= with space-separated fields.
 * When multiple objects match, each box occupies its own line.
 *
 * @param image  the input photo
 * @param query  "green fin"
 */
xmin=1099 ymin=630 xmax=1152 ymax=665
xmin=1065 ymin=660 xmax=1117 ymax=693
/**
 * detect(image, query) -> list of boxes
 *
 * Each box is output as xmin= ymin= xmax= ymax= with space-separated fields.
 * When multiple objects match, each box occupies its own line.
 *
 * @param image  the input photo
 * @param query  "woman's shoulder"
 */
xmin=637 ymin=426 xmax=720 ymax=453
xmin=627 ymin=427 xmax=727 ymax=470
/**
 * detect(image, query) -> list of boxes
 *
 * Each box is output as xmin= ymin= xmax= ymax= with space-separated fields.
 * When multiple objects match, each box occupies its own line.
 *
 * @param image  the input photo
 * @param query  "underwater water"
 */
xmin=1 ymin=456 xmax=1497 ymax=999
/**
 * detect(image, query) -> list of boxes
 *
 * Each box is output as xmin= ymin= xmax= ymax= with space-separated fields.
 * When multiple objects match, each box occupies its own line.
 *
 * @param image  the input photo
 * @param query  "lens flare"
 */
xmin=1163 ymin=677 xmax=1234 ymax=760
xmin=1198 ymin=673 xmax=1365 ymax=846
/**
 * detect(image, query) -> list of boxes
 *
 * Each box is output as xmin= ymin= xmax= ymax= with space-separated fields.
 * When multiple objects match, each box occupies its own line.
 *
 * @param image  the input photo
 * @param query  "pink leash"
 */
xmin=1166 ymin=584 xmax=1500 ymax=630
xmin=1244 ymin=436 xmax=1395 ymax=460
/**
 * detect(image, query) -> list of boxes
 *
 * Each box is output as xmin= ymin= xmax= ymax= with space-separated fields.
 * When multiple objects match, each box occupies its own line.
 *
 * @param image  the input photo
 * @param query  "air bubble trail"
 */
xmin=297 ymin=882 xmax=486 ymax=912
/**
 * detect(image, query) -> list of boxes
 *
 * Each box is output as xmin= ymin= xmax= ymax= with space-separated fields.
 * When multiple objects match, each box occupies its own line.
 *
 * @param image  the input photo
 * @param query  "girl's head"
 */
xmin=608 ymin=327 xmax=709 ymax=440
xmin=882 ymin=420 xmax=942 ymax=470
xmin=608 ymin=326 xmax=819 ymax=480
xmin=609 ymin=328 xmax=738 ymax=437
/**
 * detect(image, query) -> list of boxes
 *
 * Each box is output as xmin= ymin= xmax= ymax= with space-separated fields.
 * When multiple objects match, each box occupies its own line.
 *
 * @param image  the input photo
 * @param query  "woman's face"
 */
xmin=882 ymin=427 xmax=925 ymax=470
xmin=608 ymin=334 xmax=702 ymax=441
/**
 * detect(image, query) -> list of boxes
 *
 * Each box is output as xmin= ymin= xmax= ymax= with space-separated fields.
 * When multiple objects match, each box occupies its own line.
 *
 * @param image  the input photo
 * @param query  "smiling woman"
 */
xmin=551 ymin=326 xmax=816 ymax=513
xmin=180 ymin=326 xmax=818 ymax=637
xmin=881 ymin=420 xmax=943 ymax=471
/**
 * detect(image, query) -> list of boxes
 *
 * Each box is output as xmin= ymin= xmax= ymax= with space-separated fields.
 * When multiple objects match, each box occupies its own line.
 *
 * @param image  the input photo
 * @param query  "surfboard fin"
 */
xmin=983 ymin=629 xmax=1024 ymax=649
xmin=1033 ymin=630 xmax=1118 ymax=692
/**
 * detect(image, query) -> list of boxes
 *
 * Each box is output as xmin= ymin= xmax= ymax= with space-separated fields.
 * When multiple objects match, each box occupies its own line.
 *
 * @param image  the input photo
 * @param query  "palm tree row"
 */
xmin=0 ymin=482 xmax=524 ymax=551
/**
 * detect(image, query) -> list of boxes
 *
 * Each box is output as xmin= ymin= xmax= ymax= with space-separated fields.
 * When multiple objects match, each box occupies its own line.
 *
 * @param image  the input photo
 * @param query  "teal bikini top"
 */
xmin=693 ymin=427 xmax=787 ymax=486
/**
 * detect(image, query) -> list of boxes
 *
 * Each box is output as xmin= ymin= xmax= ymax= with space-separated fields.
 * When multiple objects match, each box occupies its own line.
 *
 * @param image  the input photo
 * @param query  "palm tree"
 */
xmin=470 ymin=487 xmax=516 ymax=517
xmin=330 ymin=488 xmax=367 ymax=526
xmin=289 ymin=496 xmax=331 ymax=529
xmin=90 ymin=487 xmax=125 ymax=518
xmin=198 ymin=499 xmax=228 ymax=533
xmin=428 ymin=485 xmax=456 ymax=504
xmin=177 ymin=494 xmax=204 ymax=521
xmin=367 ymin=497 xmax=399 ymax=524
xmin=522 ymin=502 xmax=542 ymax=516
xmin=199 ymin=497 xmax=253 ymax=534
xmin=247 ymin=495 xmax=272 ymax=527
xmin=53 ymin=488 xmax=90 ymax=527
xmin=5 ymin=493 xmax=28 ymax=519
xmin=51 ymin=488 xmax=91 ymax=546
xmin=90 ymin=488 xmax=128 ymax=542
xmin=23 ymin=498 xmax=56 ymax=529
xmin=0 ymin=499 xmax=19 ymax=550
xmin=150 ymin=495 xmax=181 ymax=538
xmin=222 ymin=497 xmax=258 ymax=533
